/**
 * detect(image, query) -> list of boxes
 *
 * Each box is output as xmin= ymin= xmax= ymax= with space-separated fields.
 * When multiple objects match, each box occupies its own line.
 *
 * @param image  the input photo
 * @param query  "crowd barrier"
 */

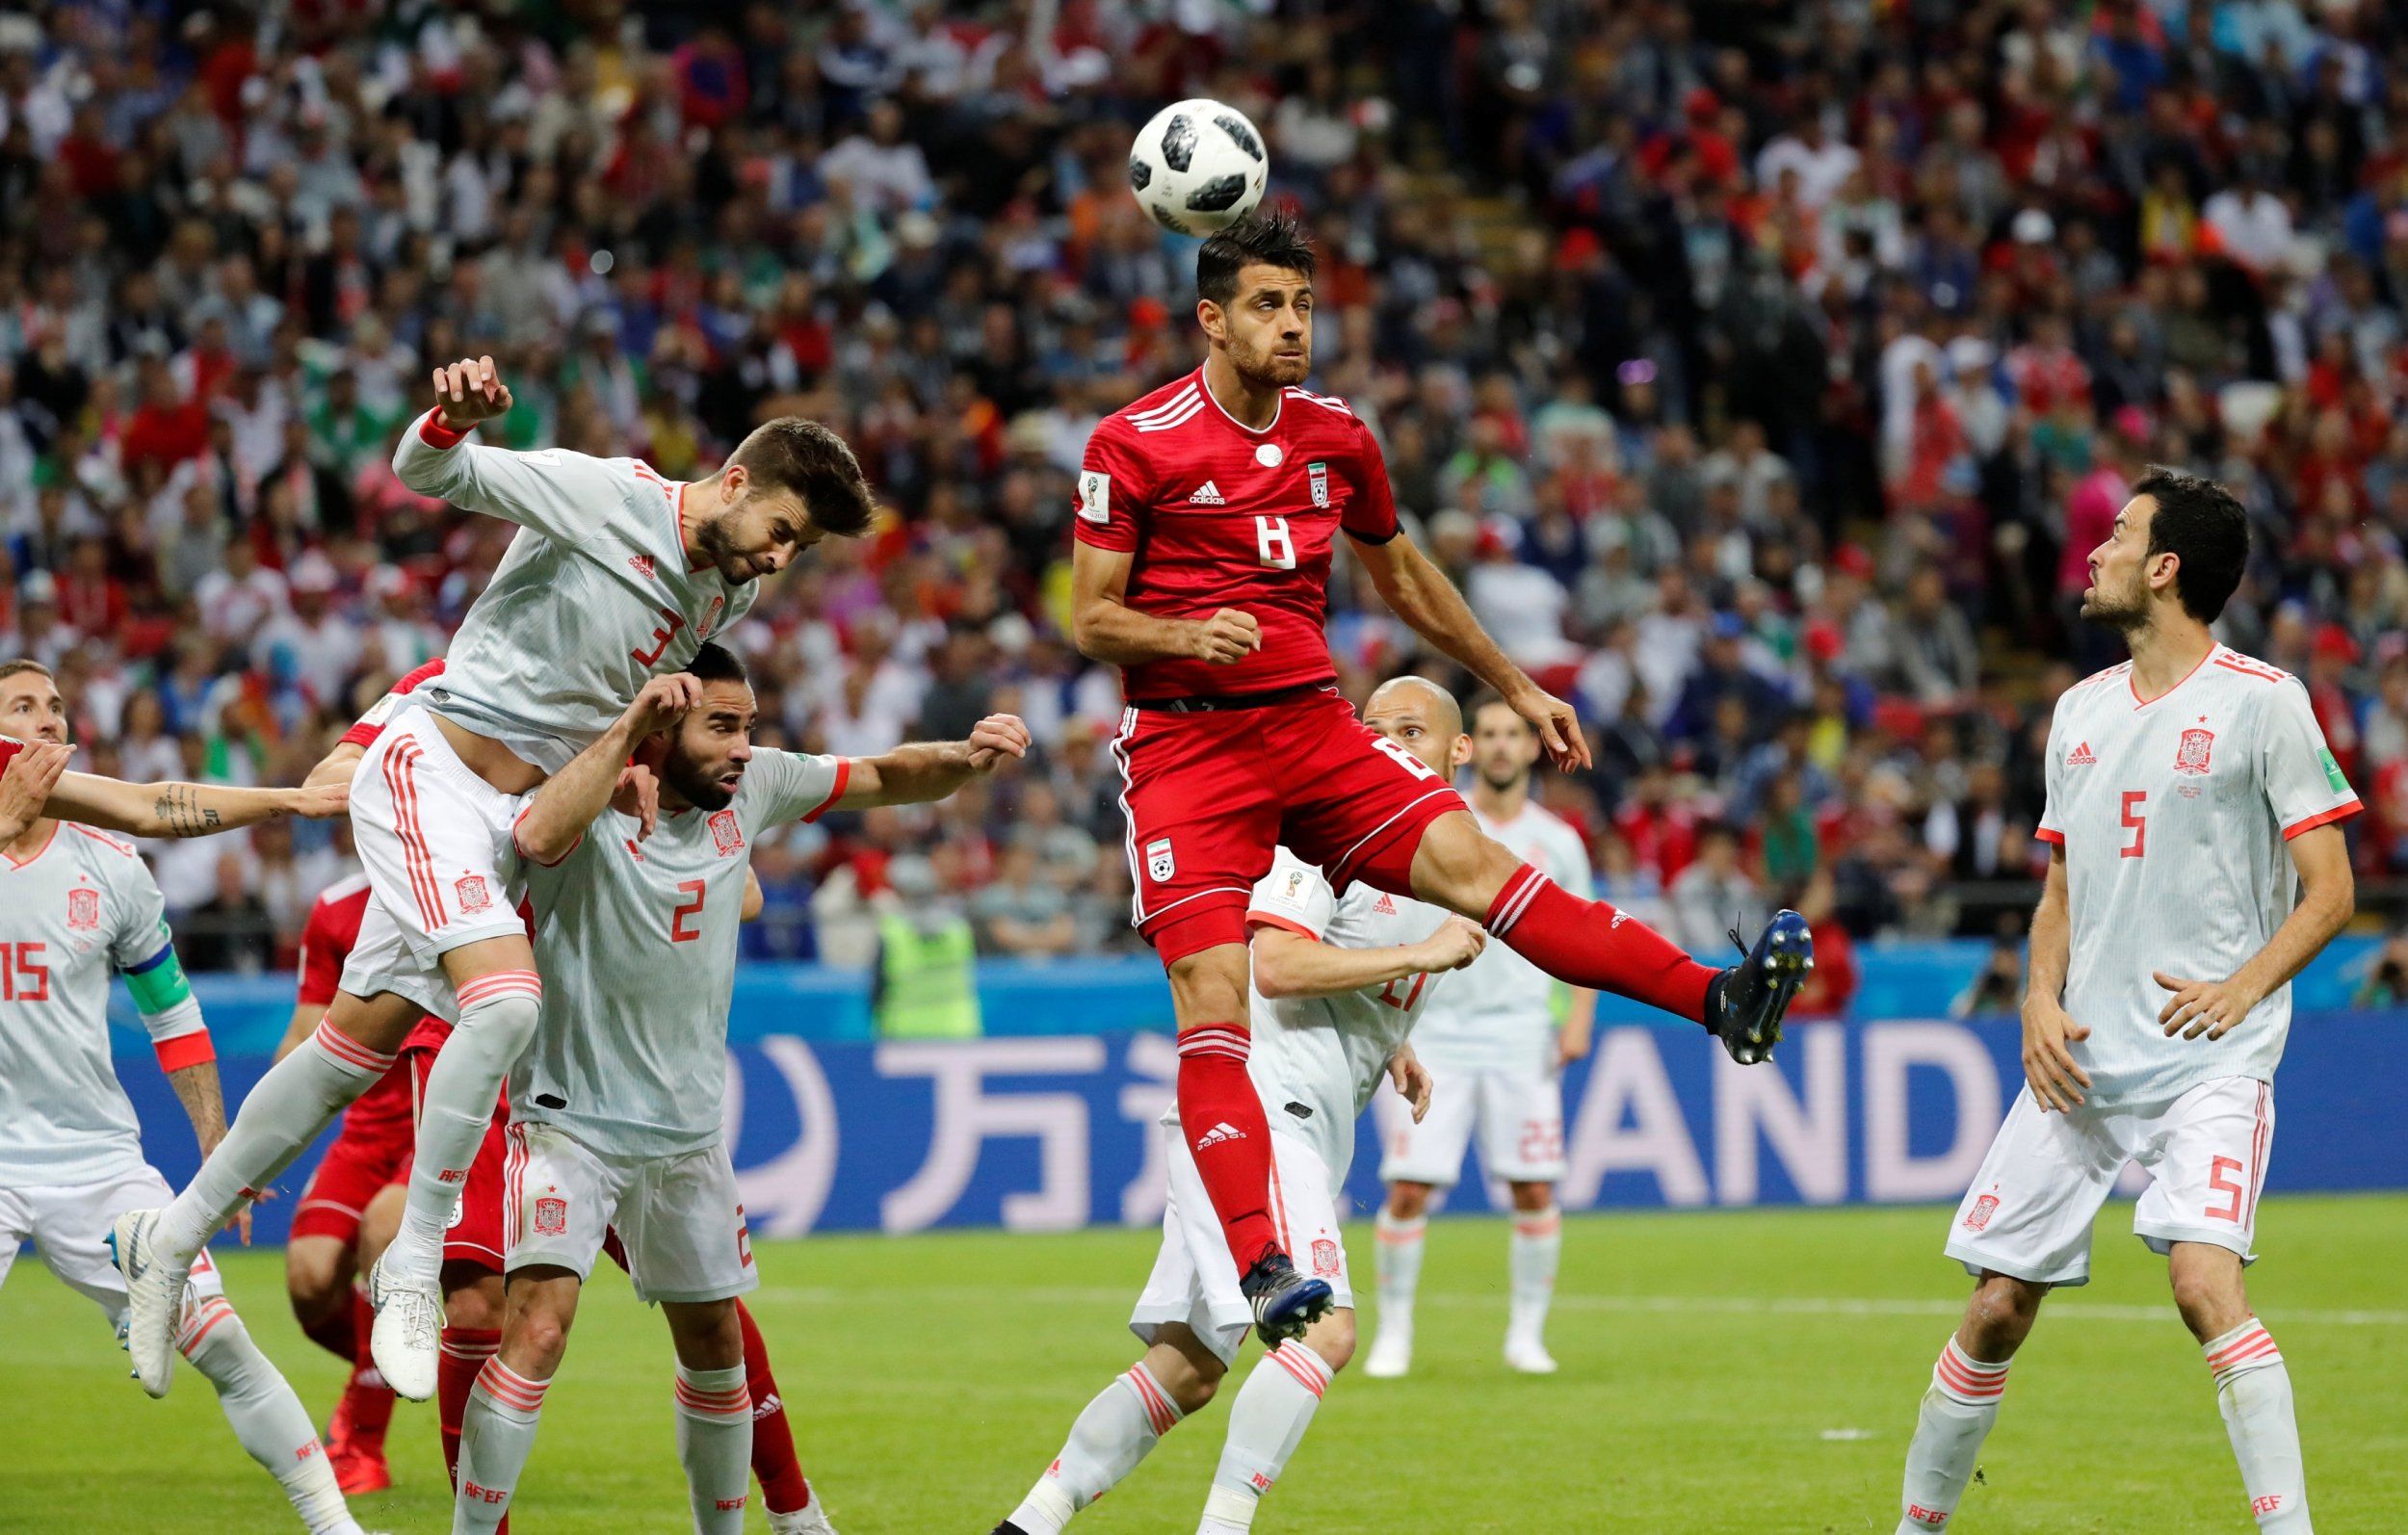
xmin=122 ymin=1008 xmax=2404 ymax=1247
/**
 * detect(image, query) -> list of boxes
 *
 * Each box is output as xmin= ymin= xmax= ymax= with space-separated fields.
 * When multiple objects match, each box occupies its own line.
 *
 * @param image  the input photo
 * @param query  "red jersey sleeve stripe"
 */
xmin=2282 ymin=801 xmax=2361 ymax=840
xmin=1244 ymin=911 xmax=1322 ymax=941
xmin=801 ymin=759 xmax=853 ymax=822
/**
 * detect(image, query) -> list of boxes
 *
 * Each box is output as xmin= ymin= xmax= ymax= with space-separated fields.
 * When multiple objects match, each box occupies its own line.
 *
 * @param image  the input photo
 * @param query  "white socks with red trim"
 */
xmin=675 ymin=1363 xmax=755 ymax=1535
xmin=1896 ymin=1338 xmax=2009 ymax=1533
xmin=458 ymin=1356 xmax=547 ymax=1533
xmin=389 ymin=971 xmax=541 ymax=1288
xmin=178 ymin=1295 xmax=364 ymax=1535
xmin=1506 ymin=1204 xmax=1562 ymax=1364
xmin=1006 ymin=1362 xmax=1185 ymax=1535
xmin=1368 ymin=1211 xmax=1424 ymax=1371
xmin=2205 ymin=1320 xmax=2312 ymax=1531
xmin=1199 ymin=1340 xmax=1333 ymax=1534
xmin=160 ymin=1021 xmax=397 ymax=1261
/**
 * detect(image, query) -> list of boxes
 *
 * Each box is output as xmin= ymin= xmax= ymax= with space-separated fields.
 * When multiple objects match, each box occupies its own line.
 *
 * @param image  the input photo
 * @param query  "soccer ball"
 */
xmin=1128 ymin=98 xmax=1269 ymax=238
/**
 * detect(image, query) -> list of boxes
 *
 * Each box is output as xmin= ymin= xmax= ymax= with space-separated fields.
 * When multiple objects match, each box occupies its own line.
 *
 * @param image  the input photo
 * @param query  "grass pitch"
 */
xmin=2 ymin=1198 xmax=2402 ymax=1533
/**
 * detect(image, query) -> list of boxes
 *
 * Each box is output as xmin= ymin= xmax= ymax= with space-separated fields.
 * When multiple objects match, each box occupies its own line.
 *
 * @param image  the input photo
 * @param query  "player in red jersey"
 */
xmin=1073 ymin=213 xmax=1814 ymax=1335
xmin=294 ymin=661 xmax=838 ymax=1532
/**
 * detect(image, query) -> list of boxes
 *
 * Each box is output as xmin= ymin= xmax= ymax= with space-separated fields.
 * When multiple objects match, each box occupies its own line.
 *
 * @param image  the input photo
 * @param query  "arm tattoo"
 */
xmin=167 ymin=1062 xmax=228 ymax=1152
xmin=152 ymin=785 xmax=227 ymax=837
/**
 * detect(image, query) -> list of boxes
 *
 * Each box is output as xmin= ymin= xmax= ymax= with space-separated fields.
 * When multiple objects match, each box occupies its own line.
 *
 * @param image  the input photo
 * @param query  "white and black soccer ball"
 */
xmin=1128 ymin=98 xmax=1269 ymax=238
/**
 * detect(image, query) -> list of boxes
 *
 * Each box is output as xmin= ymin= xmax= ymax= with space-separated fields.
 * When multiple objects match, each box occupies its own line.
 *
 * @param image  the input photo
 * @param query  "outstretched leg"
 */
xmin=178 ymin=1292 xmax=367 ymax=1535
xmin=1196 ymin=1308 xmax=1354 ymax=1534
xmin=996 ymin=1325 xmax=1224 ymax=1535
xmin=1895 ymin=1271 xmax=2040 ymax=1532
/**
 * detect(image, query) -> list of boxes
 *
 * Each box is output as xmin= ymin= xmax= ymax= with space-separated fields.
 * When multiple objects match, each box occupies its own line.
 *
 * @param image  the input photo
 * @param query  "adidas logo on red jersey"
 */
xmin=2066 ymin=741 xmax=2096 ymax=766
xmin=1188 ymin=481 xmax=1226 ymax=505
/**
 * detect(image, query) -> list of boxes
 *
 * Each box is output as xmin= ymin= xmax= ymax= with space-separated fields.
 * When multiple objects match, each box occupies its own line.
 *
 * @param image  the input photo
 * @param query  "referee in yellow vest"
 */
xmin=872 ymin=853 xmax=983 ymax=1039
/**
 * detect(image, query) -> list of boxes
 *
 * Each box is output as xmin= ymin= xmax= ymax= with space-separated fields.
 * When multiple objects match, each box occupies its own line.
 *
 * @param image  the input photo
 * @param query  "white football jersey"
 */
xmin=0 ymin=823 xmax=205 ymax=1185
xmin=392 ymin=416 xmax=759 ymax=771
xmin=2038 ymin=646 xmax=2359 ymax=1107
xmin=1411 ymin=798 xmax=1591 ymax=1076
xmin=1240 ymin=847 xmax=1453 ymax=1179
xmin=511 ymin=749 xmax=848 ymax=1158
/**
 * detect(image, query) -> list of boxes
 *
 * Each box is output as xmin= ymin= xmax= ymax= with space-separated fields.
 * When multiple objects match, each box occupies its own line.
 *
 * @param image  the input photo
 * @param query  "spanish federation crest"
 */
xmin=709 ymin=808 xmax=746 ymax=856
xmin=456 ymin=874 xmax=492 ymax=914
xmin=66 ymin=887 xmax=99 ymax=930
xmin=533 ymin=1196 xmax=567 ymax=1236
xmin=1307 ymin=459 xmax=1329 ymax=508
xmin=2175 ymin=727 xmax=2214 ymax=775
xmin=1311 ymin=1237 xmax=1341 ymax=1277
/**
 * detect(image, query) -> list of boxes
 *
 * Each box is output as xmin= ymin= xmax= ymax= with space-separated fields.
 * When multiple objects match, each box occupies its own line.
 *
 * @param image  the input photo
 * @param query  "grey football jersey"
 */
xmin=511 ymin=750 xmax=848 ymax=1157
xmin=392 ymin=417 xmax=758 ymax=771
xmin=0 ymin=823 xmax=200 ymax=1184
xmin=1242 ymin=847 xmax=1453 ymax=1178
xmin=2038 ymin=647 xmax=2359 ymax=1107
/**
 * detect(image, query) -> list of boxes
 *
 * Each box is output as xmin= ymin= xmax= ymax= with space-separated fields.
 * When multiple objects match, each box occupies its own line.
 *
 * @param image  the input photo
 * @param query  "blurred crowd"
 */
xmin=6 ymin=0 xmax=2408 ymax=980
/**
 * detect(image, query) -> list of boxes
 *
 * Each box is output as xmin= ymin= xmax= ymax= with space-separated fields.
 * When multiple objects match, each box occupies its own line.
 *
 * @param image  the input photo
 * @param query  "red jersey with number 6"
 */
xmin=1074 ymin=367 xmax=1400 ymax=702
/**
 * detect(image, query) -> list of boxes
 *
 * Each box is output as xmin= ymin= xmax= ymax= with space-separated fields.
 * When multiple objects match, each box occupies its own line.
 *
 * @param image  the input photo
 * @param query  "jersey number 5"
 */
xmin=2121 ymin=791 xmax=2147 ymax=859
xmin=1255 ymin=516 xmax=1296 ymax=570
xmin=670 ymin=880 xmax=706 ymax=943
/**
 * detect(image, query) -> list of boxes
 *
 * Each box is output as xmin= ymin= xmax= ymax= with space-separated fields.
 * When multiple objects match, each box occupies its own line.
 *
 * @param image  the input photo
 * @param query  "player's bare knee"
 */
xmin=1508 ymin=1181 xmax=1555 ymax=1213
xmin=359 ymin=1184 xmax=406 ymax=1264
xmin=1302 ymin=1308 xmax=1355 ymax=1373
xmin=665 ymin=1299 xmax=745 ymax=1371
xmin=284 ymin=1239 xmax=349 ymax=1321
xmin=1144 ymin=1332 xmax=1223 ymax=1414
xmin=1167 ymin=947 xmax=1251 ymax=1027
xmin=1386 ymin=1183 xmax=1431 ymax=1220
xmin=442 ymin=1262 xmax=506 ymax=1331
xmin=2166 ymin=1244 xmax=2248 ymax=1340
xmin=1962 ymin=1273 xmax=2043 ymax=1357
xmin=329 ymin=987 xmax=423 ymax=1055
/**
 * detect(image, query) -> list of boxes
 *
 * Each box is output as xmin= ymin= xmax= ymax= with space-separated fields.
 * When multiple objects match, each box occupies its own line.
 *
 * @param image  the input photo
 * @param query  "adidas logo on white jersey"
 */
xmin=1373 ymin=893 xmax=1396 ymax=914
xmin=1188 ymin=481 xmax=1226 ymax=505
xmin=1193 ymin=1121 xmax=1246 ymax=1150
xmin=2066 ymin=741 xmax=2096 ymax=766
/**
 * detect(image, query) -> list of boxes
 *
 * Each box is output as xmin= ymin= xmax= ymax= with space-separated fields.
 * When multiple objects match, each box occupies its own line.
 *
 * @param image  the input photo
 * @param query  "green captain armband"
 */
xmin=125 ymin=934 xmax=195 ymax=1016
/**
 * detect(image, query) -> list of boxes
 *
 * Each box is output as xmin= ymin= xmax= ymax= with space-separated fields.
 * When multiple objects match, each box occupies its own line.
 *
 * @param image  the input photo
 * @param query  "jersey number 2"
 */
xmin=670 ymin=880 xmax=706 ymax=943
xmin=0 ymin=942 xmax=47 ymax=1001
xmin=1255 ymin=516 xmax=1296 ymax=570
xmin=2121 ymin=791 xmax=2147 ymax=859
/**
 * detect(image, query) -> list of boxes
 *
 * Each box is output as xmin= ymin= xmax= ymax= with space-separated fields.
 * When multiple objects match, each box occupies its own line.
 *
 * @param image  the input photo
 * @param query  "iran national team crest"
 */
xmin=2175 ymin=727 xmax=2215 ymax=775
xmin=709 ymin=808 xmax=746 ymax=856
xmin=1307 ymin=460 xmax=1329 ymax=508
xmin=456 ymin=874 xmax=493 ymax=914
xmin=532 ymin=1197 xmax=567 ymax=1236
xmin=1962 ymin=1192 xmax=2000 ymax=1233
xmin=1310 ymin=1237 xmax=1341 ymax=1278
xmin=1145 ymin=837 xmax=1176 ymax=883
xmin=65 ymin=887 xmax=99 ymax=930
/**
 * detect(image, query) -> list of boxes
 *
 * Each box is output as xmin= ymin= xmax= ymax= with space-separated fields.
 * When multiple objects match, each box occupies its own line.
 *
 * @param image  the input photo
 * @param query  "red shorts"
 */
xmin=289 ymin=1061 xmax=416 ymax=1245
xmin=1111 ymin=688 xmax=1465 ymax=964
xmin=400 ymin=1046 xmax=511 ymax=1273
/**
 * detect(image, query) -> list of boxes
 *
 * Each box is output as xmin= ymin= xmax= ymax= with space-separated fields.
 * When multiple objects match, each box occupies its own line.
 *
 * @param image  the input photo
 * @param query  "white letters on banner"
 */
xmin=1118 ymin=1032 xmax=1178 ymax=1227
xmin=1863 ymin=1023 xmax=2002 ymax=1201
xmin=726 ymin=1037 xmax=842 ymax=1236
xmin=877 ymin=1037 xmax=1110 ymax=1233
xmin=1714 ymin=1025 xmax=1847 ymax=1204
xmin=1561 ymin=1028 xmax=1711 ymax=1207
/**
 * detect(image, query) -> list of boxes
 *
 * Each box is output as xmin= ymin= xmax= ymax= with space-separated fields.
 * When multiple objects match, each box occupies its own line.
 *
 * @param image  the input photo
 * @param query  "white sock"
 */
xmin=1507 ymin=1205 xmax=1561 ymax=1343
xmin=179 ymin=1295 xmax=363 ymax=1535
xmin=1199 ymin=1340 xmax=1331 ymax=1534
xmin=1373 ymin=1211 xmax=1425 ymax=1340
xmin=160 ymin=1022 xmax=396 ymax=1260
xmin=674 ymin=1363 xmax=755 ymax=1535
xmin=388 ymin=973 xmax=540 ymax=1287
xmin=2205 ymin=1320 xmax=2312 ymax=1532
xmin=1007 ymin=1362 xmax=1185 ymax=1535
xmin=1896 ymin=1338 xmax=2009 ymax=1532
xmin=457 ymin=1356 xmax=548 ymax=1533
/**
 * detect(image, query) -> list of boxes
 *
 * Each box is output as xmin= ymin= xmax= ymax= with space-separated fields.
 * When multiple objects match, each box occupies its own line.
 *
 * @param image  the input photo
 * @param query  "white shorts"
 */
xmin=1946 ymin=1077 xmax=2275 ymax=1288
xmin=1131 ymin=1121 xmax=1348 ymax=1367
xmin=502 ymin=1122 xmax=757 ymax=1306
xmin=1374 ymin=1064 xmax=1566 ymax=1186
xmin=0 ymin=1164 xmax=223 ymax=1329
xmin=341 ymin=702 xmax=526 ymax=1019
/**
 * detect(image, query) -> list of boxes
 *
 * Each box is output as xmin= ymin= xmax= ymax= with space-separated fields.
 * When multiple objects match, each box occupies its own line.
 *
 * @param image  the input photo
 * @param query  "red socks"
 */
xmin=1175 ymin=1026 xmax=1280 ymax=1272
xmin=343 ymin=1288 xmax=395 ymax=1448
xmin=738 ymin=1300 xmax=814 ymax=1515
xmin=439 ymin=1327 xmax=500 ymax=1485
xmin=1485 ymin=864 xmax=1716 ymax=1022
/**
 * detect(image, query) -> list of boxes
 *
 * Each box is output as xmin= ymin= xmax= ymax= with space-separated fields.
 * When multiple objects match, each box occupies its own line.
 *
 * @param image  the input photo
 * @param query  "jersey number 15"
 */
xmin=0 ymin=942 xmax=49 ymax=1001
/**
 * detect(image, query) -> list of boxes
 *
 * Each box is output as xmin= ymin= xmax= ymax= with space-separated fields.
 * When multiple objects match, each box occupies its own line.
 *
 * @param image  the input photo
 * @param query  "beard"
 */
xmin=1479 ymin=761 xmax=1526 ymax=794
xmin=694 ymin=508 xmax=756 ymax=584
xmin=664 ymin=752 xmax=739 ymax=812
xmin=2079 ymin=570 xmax=2150 ymax=630
xmin=1229 ymin=331 xmax=1310 ymax=388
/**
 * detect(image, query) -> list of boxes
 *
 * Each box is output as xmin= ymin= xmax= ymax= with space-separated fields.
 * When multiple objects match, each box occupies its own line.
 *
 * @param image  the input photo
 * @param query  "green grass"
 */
xmin=3 ymin=1198 xmax=2403 ymax=1533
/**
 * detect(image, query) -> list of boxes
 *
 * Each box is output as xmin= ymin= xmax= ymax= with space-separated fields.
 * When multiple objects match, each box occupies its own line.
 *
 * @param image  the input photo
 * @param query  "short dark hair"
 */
xmin=729 ymin=418 xmax=877 ymax=537
xmin=1196 ymin=209 xmax=1316 ymax=306
xmin=1467 ymin=690 xmax=1531 ymax=734
xmin=2132 ymin=466 xmax=2249 ymax=623
xmin=685 ymin=641 xmax=748 ymax=686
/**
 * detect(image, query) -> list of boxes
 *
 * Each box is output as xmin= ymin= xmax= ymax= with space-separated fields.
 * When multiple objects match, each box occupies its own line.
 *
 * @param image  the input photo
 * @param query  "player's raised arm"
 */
xmin=1251 ymin=911 xmax=1485 ymax=1000
xmin=1069 ymin=540 xmax=1260 ymax=666
xmin=511 ymin=673 xmax=703 ymax=865
xmin=45 ymin=770 xmax=348 ymax=839
xmin=824 ymin=714 xmax=1033 ymax=813
xmin=392 ymin=354 xmax=626 ymax=541
xmin=1347 ymin=533 xmax=1589 ymax=769
xmin=0 ymin=738 xmax=67 ymax=842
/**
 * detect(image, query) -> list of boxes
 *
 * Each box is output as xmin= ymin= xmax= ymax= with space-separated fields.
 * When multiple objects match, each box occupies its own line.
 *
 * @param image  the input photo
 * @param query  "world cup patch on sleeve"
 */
xmin=1077 ymin=471 xmax=1112 ymax=524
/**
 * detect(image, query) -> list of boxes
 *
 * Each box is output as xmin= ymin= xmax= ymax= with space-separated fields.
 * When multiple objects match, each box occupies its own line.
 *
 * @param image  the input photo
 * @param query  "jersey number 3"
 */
xmin=670 ymin=880 xmax=706 ymax=943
